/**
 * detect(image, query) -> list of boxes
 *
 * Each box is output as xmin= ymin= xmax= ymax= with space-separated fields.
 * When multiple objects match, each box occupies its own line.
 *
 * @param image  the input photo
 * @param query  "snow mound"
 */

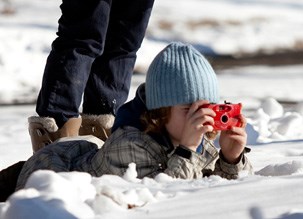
xmin=256 ymin=160 xmax=303 ymax=176
xmin=1 ymin=164 xmax=162 ymax=218
xmin=248 ymin=98 xmax=303 ymax=143
xmin=2 ymin=170 xmax=95 ymax=219
xmin=261 ymin=97 xmax=284 ymax=119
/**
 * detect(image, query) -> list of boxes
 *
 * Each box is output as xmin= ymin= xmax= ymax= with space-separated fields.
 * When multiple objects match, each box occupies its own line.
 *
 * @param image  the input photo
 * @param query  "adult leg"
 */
xmin=36 ymin=0 xmax=112 ymax=128
xmin=30 ymin=0 xmax=113 ymax=151
xmin=82 ymin=0 xmax=155 ymax=116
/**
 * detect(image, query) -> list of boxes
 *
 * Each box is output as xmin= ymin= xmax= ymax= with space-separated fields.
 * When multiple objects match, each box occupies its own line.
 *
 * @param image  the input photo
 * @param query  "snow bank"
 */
xmin=248 ymin=98 xmax=303 ymax=143
xmin=1 ymin=162 xmax=303 ymax=219
xmin=0 ymin=163 xmax=172 ymax=218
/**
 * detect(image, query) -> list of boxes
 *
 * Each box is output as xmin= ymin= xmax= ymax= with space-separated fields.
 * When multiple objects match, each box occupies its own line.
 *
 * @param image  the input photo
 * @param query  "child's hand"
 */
xmin=180 ymin=100 xmax=216 ymax=151
xmin=219 ymin=114 xmax=247 ymax=164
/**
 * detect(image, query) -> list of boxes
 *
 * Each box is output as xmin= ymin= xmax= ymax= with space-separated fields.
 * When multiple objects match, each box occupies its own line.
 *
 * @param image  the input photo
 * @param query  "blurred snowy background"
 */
xmin=0 ymin=0 xmax=303 ymax=105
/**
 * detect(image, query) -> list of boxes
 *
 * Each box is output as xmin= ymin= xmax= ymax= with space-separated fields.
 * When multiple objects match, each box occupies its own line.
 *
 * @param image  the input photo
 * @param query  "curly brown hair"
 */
xmin=140 ymin=107 xmax=171 ymax=134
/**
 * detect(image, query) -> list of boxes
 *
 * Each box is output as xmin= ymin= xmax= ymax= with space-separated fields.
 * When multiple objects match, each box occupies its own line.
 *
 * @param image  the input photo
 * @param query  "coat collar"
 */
xmin=112 ymin=83 xmax=147 ymax=132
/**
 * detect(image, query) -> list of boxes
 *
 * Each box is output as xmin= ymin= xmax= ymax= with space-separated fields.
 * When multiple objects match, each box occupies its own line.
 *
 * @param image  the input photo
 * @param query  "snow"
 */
xmin=248 ymin=98 xmax=303 ymax=143
xmin=1 ymin=0 xmax=303 ymax=219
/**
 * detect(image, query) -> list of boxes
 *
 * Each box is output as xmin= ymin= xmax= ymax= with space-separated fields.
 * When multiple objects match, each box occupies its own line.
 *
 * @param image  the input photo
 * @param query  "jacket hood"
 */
xmin=112 ymin=83 xmax=147 ymax=132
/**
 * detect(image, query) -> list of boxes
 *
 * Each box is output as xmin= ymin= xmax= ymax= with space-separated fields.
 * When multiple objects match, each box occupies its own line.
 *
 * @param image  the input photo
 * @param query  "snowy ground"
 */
xmin=1 ymin=0 xmax=303 ymax=219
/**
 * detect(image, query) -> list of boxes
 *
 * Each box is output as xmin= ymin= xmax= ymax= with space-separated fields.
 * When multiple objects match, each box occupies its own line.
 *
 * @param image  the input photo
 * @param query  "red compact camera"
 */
xmin=201 ymin=101 xmax=242 ymax=130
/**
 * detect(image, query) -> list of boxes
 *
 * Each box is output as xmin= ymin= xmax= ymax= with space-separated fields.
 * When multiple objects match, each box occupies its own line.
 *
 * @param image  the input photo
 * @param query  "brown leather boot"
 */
xmin=79 ymin=114 xmax=115 ymax=142
xmin=28 ymin=116 xmax=82 ymax=153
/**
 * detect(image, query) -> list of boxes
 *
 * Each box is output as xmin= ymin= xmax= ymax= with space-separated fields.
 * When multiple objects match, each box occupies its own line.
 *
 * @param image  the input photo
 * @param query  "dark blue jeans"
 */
xmin=36 ymin=0 xmax=154 ymax=128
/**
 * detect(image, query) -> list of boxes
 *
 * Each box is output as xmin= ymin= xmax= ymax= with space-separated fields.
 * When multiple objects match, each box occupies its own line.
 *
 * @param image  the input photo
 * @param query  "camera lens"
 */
xmin=221 ymin=115 xmax=229 ymax=123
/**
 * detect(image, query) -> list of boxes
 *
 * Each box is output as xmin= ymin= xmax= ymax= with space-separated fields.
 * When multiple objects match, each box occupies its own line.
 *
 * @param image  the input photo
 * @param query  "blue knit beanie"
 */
xmin=145 ymin=42 xmax=219 ymax=110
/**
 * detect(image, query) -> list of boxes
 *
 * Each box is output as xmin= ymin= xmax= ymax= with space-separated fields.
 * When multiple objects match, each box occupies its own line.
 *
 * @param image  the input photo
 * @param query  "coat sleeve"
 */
xmin=213 ymin=148 xmax=254 ymax=179
xmin=91 ymin=128 xmax=170 ymax=178
xmin=164 ymin=145 xmax=216 ymax=179
xmin=164 ymin=144 xmax=253 ymax=180
xmin=91 ymin=128 xmax=218 ymax=180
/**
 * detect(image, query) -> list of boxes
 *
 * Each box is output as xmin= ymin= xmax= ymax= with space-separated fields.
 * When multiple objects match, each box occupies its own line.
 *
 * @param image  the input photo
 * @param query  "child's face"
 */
xmin=165 ymin=104 xmax=190 ymax=146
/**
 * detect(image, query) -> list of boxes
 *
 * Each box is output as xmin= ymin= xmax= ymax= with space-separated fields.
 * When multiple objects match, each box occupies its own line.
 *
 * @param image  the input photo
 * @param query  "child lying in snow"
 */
xmin=15 ymin=42 xmax=253 ymax=190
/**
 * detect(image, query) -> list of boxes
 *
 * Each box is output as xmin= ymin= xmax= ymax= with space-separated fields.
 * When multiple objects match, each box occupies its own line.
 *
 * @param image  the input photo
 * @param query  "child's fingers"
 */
xmin=188 ymin=100 xmax=210 ymax=116
xmin=238 ymin=114 xmax=247 ymax=128
xmin=228 ymin=127 xmax=247 ymax=137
